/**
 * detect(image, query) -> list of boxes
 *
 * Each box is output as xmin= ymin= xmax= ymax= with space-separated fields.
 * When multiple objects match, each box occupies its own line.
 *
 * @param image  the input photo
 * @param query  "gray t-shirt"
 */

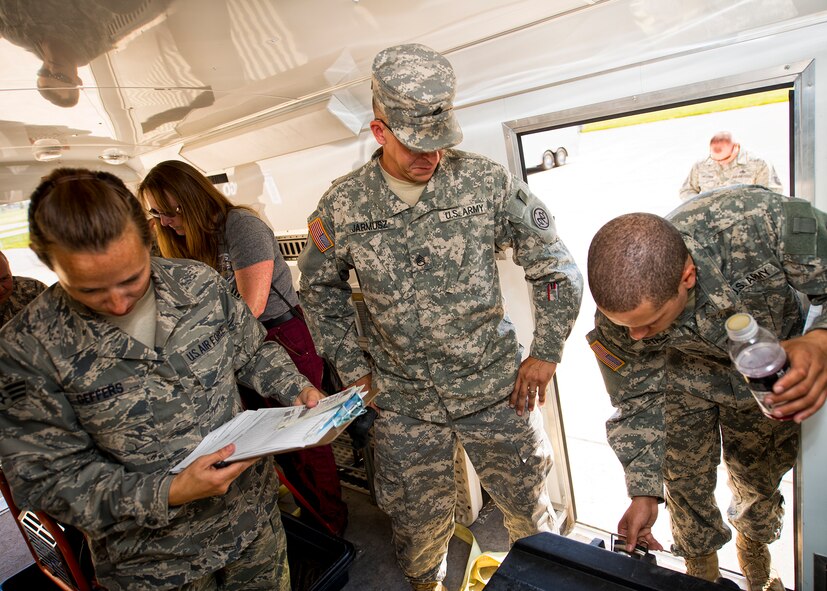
xmin=218 ymin=208 xmax=298 ymax=321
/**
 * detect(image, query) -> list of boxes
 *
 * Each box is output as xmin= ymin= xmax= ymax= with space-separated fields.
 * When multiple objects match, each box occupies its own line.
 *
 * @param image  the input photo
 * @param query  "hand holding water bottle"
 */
xmin=726 ymin=313 xmax=790 ymax=419
xmin=726 ymin=313 xmax=827 ymax=423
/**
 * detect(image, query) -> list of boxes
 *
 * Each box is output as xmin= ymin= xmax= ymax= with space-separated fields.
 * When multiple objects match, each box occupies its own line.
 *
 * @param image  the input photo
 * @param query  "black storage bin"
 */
xmin=486 ymin=533 xmax=736 ymax=591
xmin=1 ymin=563 xmax=60 ymax=590
xmin=2 ymin=515 xmax=356 ymax=591
xmin=283 ymin=512 xmax=356 ymax=591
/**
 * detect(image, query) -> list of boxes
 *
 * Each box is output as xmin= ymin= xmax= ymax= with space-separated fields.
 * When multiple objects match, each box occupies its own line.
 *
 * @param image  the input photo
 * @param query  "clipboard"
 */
xmin=170 ymin=385 xmax=377 ymax=473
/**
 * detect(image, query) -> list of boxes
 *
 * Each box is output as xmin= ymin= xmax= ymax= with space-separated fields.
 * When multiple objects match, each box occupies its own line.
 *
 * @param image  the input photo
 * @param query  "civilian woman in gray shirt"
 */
xmin=138 ymin=160 xmax=348 ymax=535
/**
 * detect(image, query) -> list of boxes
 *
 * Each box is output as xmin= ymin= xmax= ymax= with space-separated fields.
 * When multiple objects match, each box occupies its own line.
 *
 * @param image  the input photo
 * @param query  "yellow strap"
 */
xmin=453 ymin=523 xmax=477 ymax=547
xmin=453 ymin=523 xmax=508 ymax=591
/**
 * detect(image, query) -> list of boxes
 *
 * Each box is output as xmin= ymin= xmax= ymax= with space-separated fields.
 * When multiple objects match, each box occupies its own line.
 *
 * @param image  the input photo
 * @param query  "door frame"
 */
xmin=500 ymin=59 xmax=814 ymax=588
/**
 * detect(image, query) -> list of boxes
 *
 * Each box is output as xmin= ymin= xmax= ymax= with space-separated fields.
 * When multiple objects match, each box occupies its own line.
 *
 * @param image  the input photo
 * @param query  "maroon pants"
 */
xmin=263 ymin=311 xmax=348 ymax=535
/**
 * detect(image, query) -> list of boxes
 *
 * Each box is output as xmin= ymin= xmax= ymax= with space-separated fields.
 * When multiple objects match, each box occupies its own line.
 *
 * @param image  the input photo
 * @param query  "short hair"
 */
xmin=588 ymin=213 xmax=688 ymax=312
xmin=138 ymin=160 xmax=250 ymax=270
xmin=28 ymin=168 xmax=151 ymax=268
xmin=372 ymin=97 xmax=386 ymax=120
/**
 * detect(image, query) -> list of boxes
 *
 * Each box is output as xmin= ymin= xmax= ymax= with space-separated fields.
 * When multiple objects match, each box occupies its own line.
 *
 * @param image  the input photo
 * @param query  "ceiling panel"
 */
xmin=0 ymin=0 xmax=589 ymax=167
xmin=1 ymin=0 xmax=824 ymax=200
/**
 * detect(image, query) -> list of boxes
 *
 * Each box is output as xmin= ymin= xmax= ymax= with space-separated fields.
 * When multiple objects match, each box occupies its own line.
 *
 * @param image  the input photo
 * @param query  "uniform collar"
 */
xmin=60 ymin=294 xmax=156 ymax=361
xmin=60 ymin=258 xmax=200 ymax=359
xmin=707 ymin=149 xmax=749 ymax=168
xmin=149 ymin=258 xmax=201 ymax=348
xmin=365 ymin=150 xmax=409 ymax=219
xmin=684 ymin=237 xmax=739 ymax=314
xmin=367 ymin=148 xmax=464 ymax=218
xmin=150 ymin=257 xmax=200 ymax=311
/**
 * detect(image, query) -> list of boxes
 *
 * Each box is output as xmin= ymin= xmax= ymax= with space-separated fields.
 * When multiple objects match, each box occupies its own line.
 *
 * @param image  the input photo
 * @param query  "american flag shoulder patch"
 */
xmin=308 ymin=217 xmax=334 ymax=253
xmin=589 ymin=339 xmax=625 ymax=371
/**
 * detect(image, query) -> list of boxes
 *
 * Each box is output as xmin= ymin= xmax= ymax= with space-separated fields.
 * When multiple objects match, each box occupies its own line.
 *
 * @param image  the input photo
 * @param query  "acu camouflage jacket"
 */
xmin=0 ymin=275 xmax=46 ymax=327
xmin=299 ymin=148 xmax=582 ymax=422
xmin=588 ymin=186 xmax=827 ymax=499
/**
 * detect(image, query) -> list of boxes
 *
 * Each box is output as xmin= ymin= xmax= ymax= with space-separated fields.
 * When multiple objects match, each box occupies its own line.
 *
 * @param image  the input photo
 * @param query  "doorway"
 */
xmin=503 ymin=61 xmax=815 ymax=586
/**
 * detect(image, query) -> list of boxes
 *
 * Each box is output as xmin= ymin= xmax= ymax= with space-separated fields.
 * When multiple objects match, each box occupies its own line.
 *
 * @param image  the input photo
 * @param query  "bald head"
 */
xmin=588 ymin=213 xmax=689 ymax=312
xmin=709 ymin=131 xmax=739 ymax=164
xmin=710 ymin=131 xmax=733 ymax=145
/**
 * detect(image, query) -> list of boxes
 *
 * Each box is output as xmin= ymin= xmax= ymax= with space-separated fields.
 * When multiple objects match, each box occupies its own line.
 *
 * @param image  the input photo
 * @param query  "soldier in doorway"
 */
xmin=587 ymin=185 xmax=827 ymax=591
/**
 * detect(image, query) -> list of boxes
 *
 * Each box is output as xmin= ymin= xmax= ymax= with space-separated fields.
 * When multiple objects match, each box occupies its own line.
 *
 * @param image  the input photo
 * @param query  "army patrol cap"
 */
xmin=372 ymin=43 xmax=463 ymax=152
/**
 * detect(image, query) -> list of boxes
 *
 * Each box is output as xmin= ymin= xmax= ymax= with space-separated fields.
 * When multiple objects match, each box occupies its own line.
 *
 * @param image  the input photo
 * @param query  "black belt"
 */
xmin=261 ymin=309 xmax=297 ymax=330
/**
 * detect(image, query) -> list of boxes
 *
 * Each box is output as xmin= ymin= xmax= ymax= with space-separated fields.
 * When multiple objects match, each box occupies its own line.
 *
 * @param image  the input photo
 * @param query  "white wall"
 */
xmin=252 ymin=132 xmax=377 ymax=231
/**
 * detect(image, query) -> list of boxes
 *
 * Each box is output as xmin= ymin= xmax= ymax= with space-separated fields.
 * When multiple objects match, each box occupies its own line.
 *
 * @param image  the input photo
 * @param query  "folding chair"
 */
xmin=0 ymin=466 xmax=97 ymax=591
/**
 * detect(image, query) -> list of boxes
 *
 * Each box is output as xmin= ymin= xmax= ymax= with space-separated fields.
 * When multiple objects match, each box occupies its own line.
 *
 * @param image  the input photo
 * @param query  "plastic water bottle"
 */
xmin=725 ymin=313 xmax=789 ymax=418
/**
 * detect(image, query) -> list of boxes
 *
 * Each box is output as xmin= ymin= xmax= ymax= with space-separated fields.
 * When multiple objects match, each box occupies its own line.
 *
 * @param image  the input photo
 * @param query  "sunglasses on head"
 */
xmin=147 ymin=205 xmax=182 ymax=218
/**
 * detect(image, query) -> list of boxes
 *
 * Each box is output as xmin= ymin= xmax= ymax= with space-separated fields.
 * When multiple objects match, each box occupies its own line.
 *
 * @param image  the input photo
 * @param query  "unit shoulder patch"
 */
xmin=532 ymin=207 xmax=551 ymax=230
xmin=590 ymin=339 xmax=625 ymax=371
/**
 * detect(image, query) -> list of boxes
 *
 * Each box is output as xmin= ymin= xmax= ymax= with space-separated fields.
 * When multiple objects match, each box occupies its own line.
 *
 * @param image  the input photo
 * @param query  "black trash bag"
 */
xmin=320 ymin=357 xmax=344 ymax=395
xmin=345 ymin=407 xmax=377 ymax=449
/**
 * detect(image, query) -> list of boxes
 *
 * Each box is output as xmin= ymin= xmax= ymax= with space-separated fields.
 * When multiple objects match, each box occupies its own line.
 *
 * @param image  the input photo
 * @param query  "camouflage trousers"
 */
xmin=179 ymin=506 xmax=290 ymax=591
xmin=664 ymin=391 xmax=799 ymax=558
xmin=373 ymin=398 xmax=555 ymax=585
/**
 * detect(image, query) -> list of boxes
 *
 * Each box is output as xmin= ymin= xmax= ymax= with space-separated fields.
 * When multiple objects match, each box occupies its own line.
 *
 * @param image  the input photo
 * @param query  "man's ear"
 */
xmin=369 ymin=120 xmax=387 ymax=145
xmin=681 ymin=256 xmax=697 ymax=290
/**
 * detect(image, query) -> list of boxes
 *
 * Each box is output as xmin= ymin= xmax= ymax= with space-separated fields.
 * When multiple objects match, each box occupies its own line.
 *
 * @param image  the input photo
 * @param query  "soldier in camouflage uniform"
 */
xmin=0 ymin=169 xmax=325 ymax=591
xmin=0 ymin=250 xmax=47 ymax=326
xmin=679 ymin=131 xmax=782 ymax=200
xmin=298 ymin=44 xmax=583 ymax=591
xmin=586 ymin=186 xmax=827 ymax=591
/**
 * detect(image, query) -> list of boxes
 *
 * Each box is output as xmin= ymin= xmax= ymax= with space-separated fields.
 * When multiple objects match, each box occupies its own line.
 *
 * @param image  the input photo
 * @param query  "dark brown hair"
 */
xmin=29 ymin=168 xmax=151 ymax=268
xmin=138 ymin=160 xmax=253 ymax=271
xmin=588 ymin=212 xmax=688 ymax=312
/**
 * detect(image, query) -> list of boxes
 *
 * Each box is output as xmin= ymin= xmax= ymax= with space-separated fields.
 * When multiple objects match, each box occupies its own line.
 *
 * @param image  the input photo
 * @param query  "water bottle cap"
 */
xmin=726 ymin=313 xmax=758 ymax=340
